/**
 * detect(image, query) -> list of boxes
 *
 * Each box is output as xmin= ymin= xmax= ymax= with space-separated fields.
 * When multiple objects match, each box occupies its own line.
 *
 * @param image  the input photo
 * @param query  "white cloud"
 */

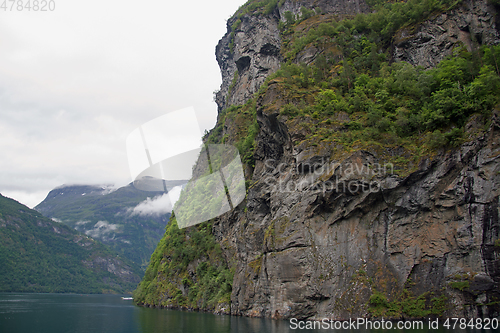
xmin=75 ymin=220 xmax=92 ymax=226
xmin=0 ymin=0 xmax=247 ymax=208
xmin=85 ymin=220 xmax=120 ymax=239
xmin=130 ymin=187 xmax=182 ymax=216
xmin=130 ymin=193 xmax=172 ymax=217
xmin=168 ymin=186 xmax=183 ymax=208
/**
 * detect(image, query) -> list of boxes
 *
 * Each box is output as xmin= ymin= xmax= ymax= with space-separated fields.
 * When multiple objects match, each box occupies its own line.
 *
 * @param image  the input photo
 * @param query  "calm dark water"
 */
xmin=0 ymin=293 xmax=497 ymax=333
xmin=0 ymin=293 xmax=309 ymax=333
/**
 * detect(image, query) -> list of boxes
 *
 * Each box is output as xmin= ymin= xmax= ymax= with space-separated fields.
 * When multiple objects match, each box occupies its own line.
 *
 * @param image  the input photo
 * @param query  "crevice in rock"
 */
xmin=255 ymin=111 xmax=289 ymax=161
xmin=481 ymin=196 xmax=500 ymax=281
xmin=475 ymin=33 xmax=483 ymax=45
xmin=481 ymin=196 xmax=499 ymax=245
xmin=263 ymin=244 xmax=310 ymax=255
xmin=306 ymin=293 xmax=330 ymax=301
xmin=493 ymin=3 xmax=500 ymax=37
xmin=407 ymin=255 xmax=448 ymax=294
xmin=260 ymin=43 xmax=280 ymax=57
xmin=236 ymin=56 xmax=251 ymax=73
xmin=258 ymin=66 xmax=270 ymax=75
xmin=465 ymin=174 xmax=475 ymax=238
xmin=383 ymin=210 xmax=390 ymax=254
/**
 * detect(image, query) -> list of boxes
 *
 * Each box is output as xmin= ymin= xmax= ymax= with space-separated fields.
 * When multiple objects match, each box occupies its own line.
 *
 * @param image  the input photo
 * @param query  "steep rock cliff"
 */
xmin=393 ymin=0 xmax=500 ymax=68
xmin=215 ymin=0 xmax=369 ymax=111
xmin=215 ymin=107 xmax=500 ymax=319
xmin=137 ymin=0 xmax=500 ymax=319
xmin=212 ymin=0 xmax=500 ymax=319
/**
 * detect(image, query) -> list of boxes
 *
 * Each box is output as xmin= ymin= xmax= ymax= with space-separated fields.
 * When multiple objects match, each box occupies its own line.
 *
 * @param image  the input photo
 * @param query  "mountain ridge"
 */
xmin=0 ymin=193 xmax=141 ymax=294
xmin=36 ymin=183 xmax=171 ymax=271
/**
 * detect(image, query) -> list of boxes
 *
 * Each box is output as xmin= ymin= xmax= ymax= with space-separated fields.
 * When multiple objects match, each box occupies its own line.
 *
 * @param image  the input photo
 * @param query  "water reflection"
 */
xmin=0 ymin=293 xmax=139 ymax=333
xmin=135 ymin=307 xmax=313 ymax=333
xmin=136 ymin=308 xmax=230 ymax=333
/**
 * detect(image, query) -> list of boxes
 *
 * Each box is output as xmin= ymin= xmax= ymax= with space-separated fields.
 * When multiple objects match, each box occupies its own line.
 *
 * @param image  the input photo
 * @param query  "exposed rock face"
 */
xmin=215 ymin=14 xmax=282 ymax=111
xmin=277 ymin=0 xmax=369 ymax=20
xmin=213 ymin=98 xmax=500 ymax=320
xmin=393 ymin=0 xmax=500 ymax=68
xmin=209 ymin=0 xmax=500 ymax=319
xmin=83 ymin=257 xmax=138 ymax=283
xmin=215 ymin=0 xmax=370 ymax=112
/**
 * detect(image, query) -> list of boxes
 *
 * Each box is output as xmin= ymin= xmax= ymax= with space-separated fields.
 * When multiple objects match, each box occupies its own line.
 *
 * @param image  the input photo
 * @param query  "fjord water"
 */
xmin=0 ymin=293 xmax=301 ymax=333
xmin=0 ymin=293 xmax=490 ymax=333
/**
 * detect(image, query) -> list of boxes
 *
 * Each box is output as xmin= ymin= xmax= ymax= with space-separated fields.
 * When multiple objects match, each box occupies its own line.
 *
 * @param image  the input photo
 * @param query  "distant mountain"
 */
xmin=0 ymin=193 xmax=141 ymax=293
xmin=35 ymin=182 xmax=181 ymax=271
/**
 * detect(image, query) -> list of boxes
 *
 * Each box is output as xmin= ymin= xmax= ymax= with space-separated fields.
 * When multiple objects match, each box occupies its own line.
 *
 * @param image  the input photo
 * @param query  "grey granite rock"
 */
xmin=209 ymin=0 xmax=500 ymax=319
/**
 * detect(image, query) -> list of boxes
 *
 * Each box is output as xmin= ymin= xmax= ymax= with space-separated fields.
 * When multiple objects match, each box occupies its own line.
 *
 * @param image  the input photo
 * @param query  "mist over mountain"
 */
xmin=35 ymin=182 xmax=177 ymax=271
xmin=0 ymin=193 xmax=141 ymax=293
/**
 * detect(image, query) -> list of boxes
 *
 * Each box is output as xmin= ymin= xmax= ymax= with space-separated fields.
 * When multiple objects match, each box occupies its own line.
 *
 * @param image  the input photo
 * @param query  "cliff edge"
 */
xmin=135 ymin=0 xmax=500 ymax=319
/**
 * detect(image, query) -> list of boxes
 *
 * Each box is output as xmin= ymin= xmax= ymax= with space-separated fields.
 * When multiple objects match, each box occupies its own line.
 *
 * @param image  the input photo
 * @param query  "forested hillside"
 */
xmin=0 ymin=194 xmax=141 ymax=293
xmin=36 ymin=183 xmax=172 ymax=271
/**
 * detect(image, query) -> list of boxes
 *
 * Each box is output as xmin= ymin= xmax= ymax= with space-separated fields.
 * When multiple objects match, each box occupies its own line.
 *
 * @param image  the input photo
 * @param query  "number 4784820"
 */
xmin=443 ymin=318 xmax=499 ymax=330
xmin=1 ymin=0 xmax=55 ymax=11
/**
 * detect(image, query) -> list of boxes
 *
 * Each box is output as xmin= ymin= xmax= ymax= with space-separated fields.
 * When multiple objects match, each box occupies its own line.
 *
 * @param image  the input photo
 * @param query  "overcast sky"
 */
xmin=0 ymin=0 xmax=246 ymax=208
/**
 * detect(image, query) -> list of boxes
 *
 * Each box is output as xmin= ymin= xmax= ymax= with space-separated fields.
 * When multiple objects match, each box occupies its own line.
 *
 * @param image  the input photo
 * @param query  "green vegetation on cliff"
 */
xmin=271 ymin=45 xmax=498 ymax=142
xmin=369 ymin=289 xmax=449 ymax=318
xmin=212 ymin=0 xmax=499 ymax=175
xmin=0 ymin=194 xmax=140 ymax=293
xmin=133 ymin=216 xmax=233 ymax=310
xmin=256 ymin=3 xmax=497 ymax=174
xmin=206 ymin=102 xmax=259 ymax=167
xmin=233 ymin=0 xmax=281 ymax=18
